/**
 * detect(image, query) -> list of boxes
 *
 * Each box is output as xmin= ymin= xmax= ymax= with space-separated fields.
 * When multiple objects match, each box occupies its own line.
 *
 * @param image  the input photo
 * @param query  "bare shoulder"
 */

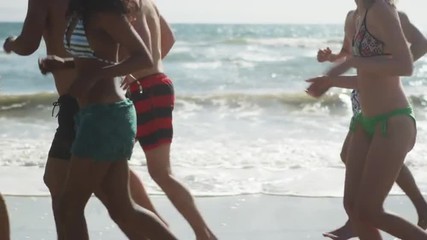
xmin=344 ymin=9 xmax=357 ymax=32
xmin=370 ymin=0 xmax=398 ymax=21
xmin=346 ymin=10 xmax=355 ymax=19
xmin=139 ymin=0 xmax=160 ymax=17
xmin=345 ymin=9 xmax=357 ymax=25
xmin=397 ymin=11 xmax=410 ymax=25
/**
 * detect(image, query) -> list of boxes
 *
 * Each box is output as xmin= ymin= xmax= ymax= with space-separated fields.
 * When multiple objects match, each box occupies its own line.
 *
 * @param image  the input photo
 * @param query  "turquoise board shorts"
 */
xmin=71 ymin=99 xmax=136 ymax=161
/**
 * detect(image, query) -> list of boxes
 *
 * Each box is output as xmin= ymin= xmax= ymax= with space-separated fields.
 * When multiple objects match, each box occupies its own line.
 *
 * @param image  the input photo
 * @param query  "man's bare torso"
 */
xmin=43 ymin=0 xmax=75 ymax=95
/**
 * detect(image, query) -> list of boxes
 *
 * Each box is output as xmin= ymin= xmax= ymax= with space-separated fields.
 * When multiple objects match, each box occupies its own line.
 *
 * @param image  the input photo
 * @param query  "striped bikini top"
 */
xmin=352 ymin=8 xmax=386 ymax=57
xmin=64 ymin=17 xmax=116 ymax=64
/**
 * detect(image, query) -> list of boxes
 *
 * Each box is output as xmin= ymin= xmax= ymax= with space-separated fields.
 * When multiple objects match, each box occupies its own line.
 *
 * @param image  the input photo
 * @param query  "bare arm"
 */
xmin=399 ymin=11 xmax=427 ymax=62
xmin=334 ymin=10 xmax=355 ymax=61
xmin=38 ymin=56 xmax=75 ymax=75
xmin=330 ymin=75 xmax=358 ymax=89
xmin=97 ymin=13 xmax=153 ymax=78
xmin=3 ymin=0 xmax=48 ymax=55
xmin=350 ymin=2 xmax=413 ymax=76
xmin=317 ymin=10 xmax=354 ymax=63
xmin=305 ymin=75 xmax=358 ymax=98
xmin=159 ymin=15 xmax=175 ymax=59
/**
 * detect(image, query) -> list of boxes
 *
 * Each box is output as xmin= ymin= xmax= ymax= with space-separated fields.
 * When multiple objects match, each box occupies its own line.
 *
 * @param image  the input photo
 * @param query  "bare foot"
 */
xmin=322 ymin=220 xmax=357 ymax=240
xmin=418 ymin=218 xmax=427 ymax=230
xmin=196 ymin=228 xmax=217 ymax=240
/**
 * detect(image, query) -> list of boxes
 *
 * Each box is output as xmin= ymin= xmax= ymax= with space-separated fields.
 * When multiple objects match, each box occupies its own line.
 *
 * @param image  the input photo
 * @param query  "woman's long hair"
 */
xmin=361 ymin=0 xmax=396 ymax=8
xmin=67 ymin=0 xmax=136 ymax=20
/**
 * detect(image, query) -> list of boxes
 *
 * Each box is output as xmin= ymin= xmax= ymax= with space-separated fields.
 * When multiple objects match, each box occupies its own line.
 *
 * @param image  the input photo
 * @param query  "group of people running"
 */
xmin=1 ymin=0 xmax=427 ymax=239
xmin=1 ymin=0 xmax=216 ymax=239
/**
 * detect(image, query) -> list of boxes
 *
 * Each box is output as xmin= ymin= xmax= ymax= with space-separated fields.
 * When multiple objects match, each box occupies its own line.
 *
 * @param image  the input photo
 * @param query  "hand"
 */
xmin=3 ymin=36 xmax=16 ymax=54
xmin=38 ymin=55 xmax=65 ymax=75
xmin=325 ymin=58 xmax=353 ymax=77
xmin=121 ymin=74 xmax=137 ymax=91
xmin=305 ymin=76 xmax=333 ymax=98
xmin=317 ymin=47 xmax=332 ymax=62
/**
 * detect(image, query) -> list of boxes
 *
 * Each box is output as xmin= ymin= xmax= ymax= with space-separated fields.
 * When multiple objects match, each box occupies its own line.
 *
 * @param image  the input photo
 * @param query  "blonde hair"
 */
xmin=362 ymin=0 xmax=396 ymax=8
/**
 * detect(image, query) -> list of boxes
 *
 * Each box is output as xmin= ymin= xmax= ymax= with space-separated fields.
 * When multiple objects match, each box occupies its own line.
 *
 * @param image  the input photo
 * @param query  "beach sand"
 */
xmin=5 ymin=194 xmax=417 ymax=240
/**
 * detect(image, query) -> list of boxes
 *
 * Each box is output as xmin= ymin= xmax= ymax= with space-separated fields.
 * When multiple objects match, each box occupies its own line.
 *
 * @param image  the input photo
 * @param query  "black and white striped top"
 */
xmin=64 ymin=18 xmax=116 ymax=65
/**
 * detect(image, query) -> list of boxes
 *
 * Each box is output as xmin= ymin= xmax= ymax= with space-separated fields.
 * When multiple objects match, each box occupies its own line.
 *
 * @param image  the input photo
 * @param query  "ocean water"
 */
xmin=1 ymin=22 xmax=427 ymax=197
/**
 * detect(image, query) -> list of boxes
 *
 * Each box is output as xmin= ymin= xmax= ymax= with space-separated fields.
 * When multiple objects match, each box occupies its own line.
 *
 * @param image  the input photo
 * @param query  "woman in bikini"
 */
xmin=307 ymin=0 xmax=427 ymax=239
xmin=38 ymin=0 xmax=177 ymax=239
xmin=313 ymin=2 xmax=427 ymax=239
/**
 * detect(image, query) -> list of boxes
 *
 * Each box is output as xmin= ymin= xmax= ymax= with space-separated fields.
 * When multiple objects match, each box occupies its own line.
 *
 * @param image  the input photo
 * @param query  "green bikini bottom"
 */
xmin=349 ymin=107 xmax=416 ymax=137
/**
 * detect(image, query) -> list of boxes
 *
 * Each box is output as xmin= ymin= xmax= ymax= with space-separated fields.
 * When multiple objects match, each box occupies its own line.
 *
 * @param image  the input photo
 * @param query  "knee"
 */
xmin=148 ymin=167 xmax=172 ymax=185
xmin=43 ymin=173 xmax=60 ymax=196
xmin=108 ymin=208 xmax=126 ymax=226
xmin=340 ymin=149 xmax=347 ymax=164
xmin=0 ymin=194 xmax=5 ymax=206
xmin=356 ymin=202 xmax=384 ymax=226
xmin=107 ymin=203 xmax=134 ymax=227
xmin=43 ymin=161 xmax=67 ymax=197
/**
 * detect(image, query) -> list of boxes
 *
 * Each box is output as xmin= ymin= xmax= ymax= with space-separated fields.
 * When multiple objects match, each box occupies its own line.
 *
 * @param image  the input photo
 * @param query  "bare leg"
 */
xmin=95 ymin=168 xmax=169 ymax=226
xmin=352 ymin=116 xmax=427 ymax=240
xmin=58 ymin=157 xmax=110 ymax=240
xmin=95 ymin=160 xmax=176 ymax=239
xmin=0 ymin=193 xmax=10 ymax=240
xmin=323 ymin=131 xmax=357 ymax=240
xmin=325 ymin=128 xmax=427 ymax=239
xmin=43 ymin=157 xmax=69 ymax=240
xmin=146 ymin=144 xmax=217 ymax=240
xmin=396 ymin=164 xmax=427 ymax=229
xmin=343 ymin=125 xmax=373 ymax=238
xmin=129 ymin=169 xmax=168 ymax=225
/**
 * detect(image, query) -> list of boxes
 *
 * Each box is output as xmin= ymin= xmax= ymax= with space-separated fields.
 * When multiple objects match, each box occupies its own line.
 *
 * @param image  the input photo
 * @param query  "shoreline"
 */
xmin=5 ymin=194 xmax=417 ymax=239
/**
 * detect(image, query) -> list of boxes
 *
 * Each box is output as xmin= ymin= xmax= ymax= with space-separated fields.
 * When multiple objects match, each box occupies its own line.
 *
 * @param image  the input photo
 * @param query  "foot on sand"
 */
xmin=322 ymin=220 xmax=357 ymax=240
xmin=418 ymin=217 xmax=427 ymax=230
xmin=196 ymin=228 xmax=217 ymax=240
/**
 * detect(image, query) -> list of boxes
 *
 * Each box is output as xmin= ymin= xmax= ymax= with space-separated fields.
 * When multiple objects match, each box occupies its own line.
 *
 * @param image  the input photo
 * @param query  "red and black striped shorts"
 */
xmin=128 ymin=73 xmax=175 ymax=151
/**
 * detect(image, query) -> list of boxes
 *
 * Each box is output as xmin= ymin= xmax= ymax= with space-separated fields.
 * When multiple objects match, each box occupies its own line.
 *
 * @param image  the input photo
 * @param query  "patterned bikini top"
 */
xmin=64 ymin=16 xmax=116 ymax=64
xmin=352 ymin=8 xmax=386 ymax=57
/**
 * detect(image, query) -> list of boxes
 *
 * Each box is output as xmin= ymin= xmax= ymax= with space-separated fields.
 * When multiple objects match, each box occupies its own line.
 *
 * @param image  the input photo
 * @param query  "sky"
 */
xmin=0 ymin=0 xmax=426 ymax=26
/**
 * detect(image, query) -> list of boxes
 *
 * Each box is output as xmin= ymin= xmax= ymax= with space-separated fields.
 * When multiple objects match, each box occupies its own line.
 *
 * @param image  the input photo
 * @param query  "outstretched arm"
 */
xmin=3 ymin=0 xmax=48 ymax=55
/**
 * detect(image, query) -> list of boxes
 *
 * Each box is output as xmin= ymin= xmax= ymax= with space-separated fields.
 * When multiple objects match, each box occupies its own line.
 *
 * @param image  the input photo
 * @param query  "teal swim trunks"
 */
xmin=71 ymin=99 xmax=136 ymax=161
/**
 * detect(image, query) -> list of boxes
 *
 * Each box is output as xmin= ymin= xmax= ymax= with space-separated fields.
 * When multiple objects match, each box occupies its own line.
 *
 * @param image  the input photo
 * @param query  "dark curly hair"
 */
xmin=67 ymin=0 xmax=138 ymax=20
